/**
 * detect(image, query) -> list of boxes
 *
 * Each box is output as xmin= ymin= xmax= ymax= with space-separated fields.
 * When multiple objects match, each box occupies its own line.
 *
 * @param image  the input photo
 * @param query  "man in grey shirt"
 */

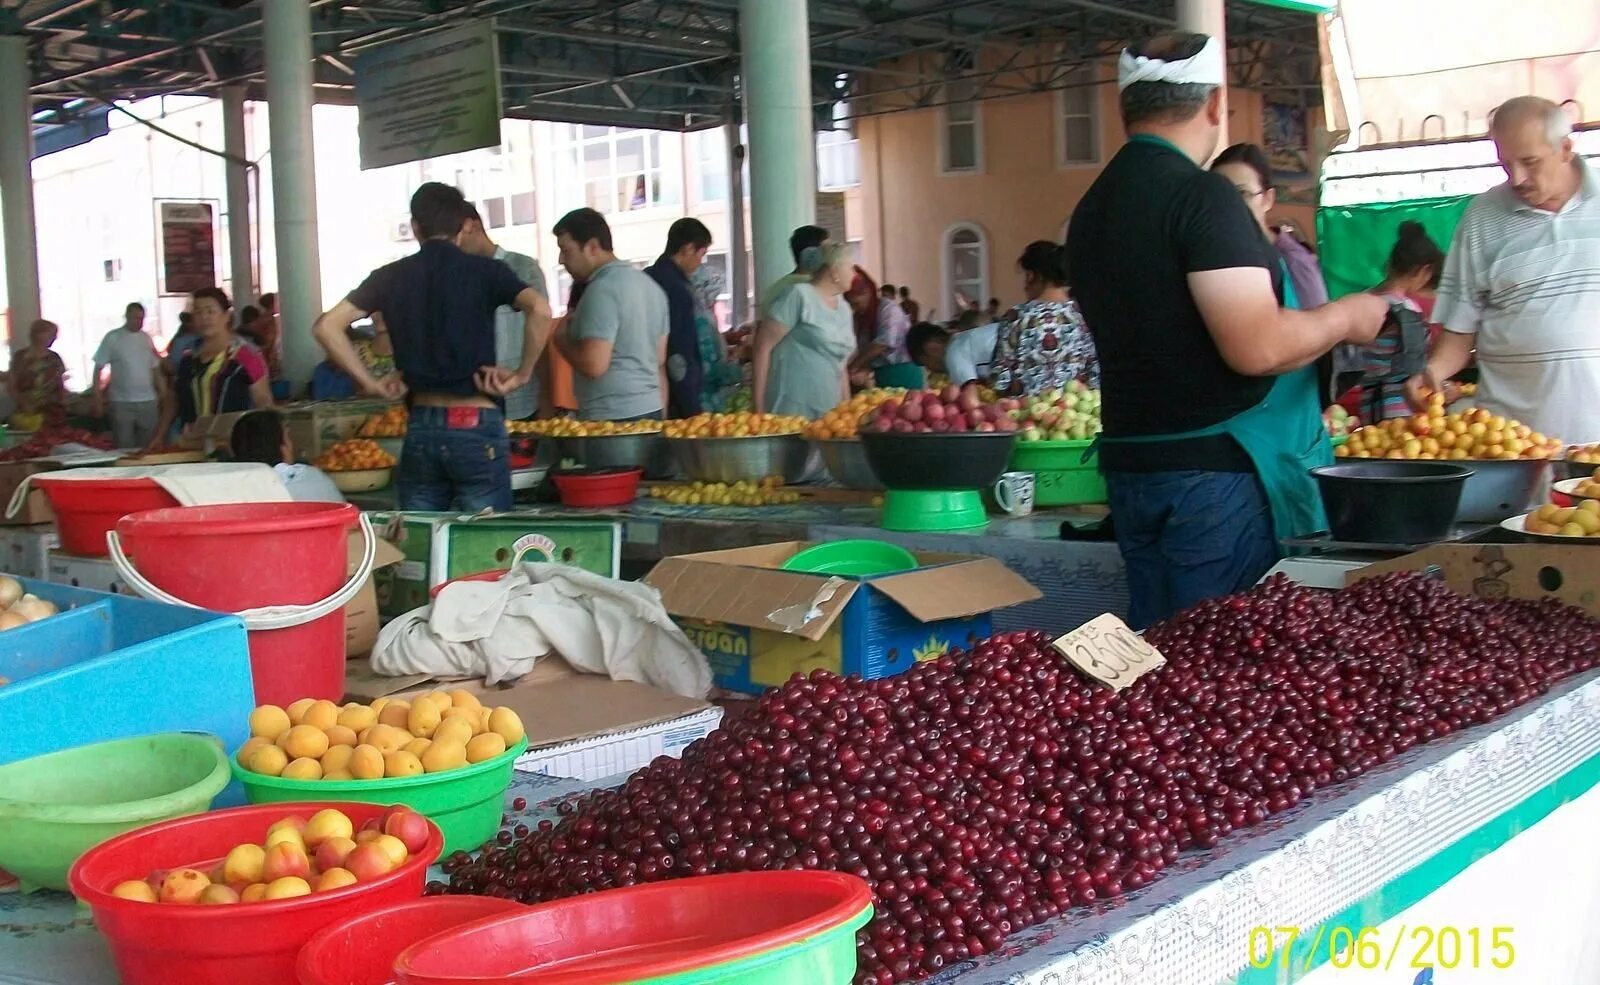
xmin=551 ymin=208 xmax=668 ymax=420
xmin=459 ymin=204 xmax=546 ymax=419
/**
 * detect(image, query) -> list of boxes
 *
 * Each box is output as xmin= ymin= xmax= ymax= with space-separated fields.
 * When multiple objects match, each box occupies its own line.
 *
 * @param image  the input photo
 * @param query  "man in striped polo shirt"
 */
xmin=1408 ymin=97 xmax=1600 ymax=444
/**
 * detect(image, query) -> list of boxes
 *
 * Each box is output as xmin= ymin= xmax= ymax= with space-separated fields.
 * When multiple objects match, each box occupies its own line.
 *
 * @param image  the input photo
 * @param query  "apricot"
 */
xmin=403 ymin=737 xmax=433 ymax=758
xmin=248 ymin=705 xmax=291 ymax=740
xmin=285 ymin=698 xmax=316 ymax=725
xmin=420 ymin=740 xmax=465 ymax=773
xmin=159 ymin=868 xmax=211 ymax=904
xmin=466 ymin=732 xmax=507 ymax=763
xmin=448 ymin=689 xmax=483 ymax=712
xmin=199 ymin=884 xmax=240 ymax=905
xmin=112 ymin=880 xmax=158 ymax=902
xmin=349 ymin=744 xmax=385 ymax=780
xmin=324 ymin=725 xmax=359 ymax=748
xmin=240 ymin=882 xmax=269 ymax=903
xmin=344 ymin=843 xmax=393 ymax=881
xmin=321 ymin=744 xmax=354 ymax=774
xmin=247 ymin=744 xmax=289 ymax=776
xmin=382 ymin=808 xmax=432 ymax=855
xmin=281 ymin=725 xmax=330 ymax=760
xmin=364 ymin=724 xmax=409 ymax=754
xmin=384 ymin=750 xmax=424 ymax=778
xmin=262 ymin=841 xmax=310 ymax=882
xmin=376 ymin=701 xmax=411 ymax=729
xmin=301 ymin=699 xmax=340 ymax=731
xmin=304 ymin=809 xmax=354 ymax=848
xmin=432 ymin=716 xmax=474 ymax=749
xmin=237 ymin=736 xmax=273 ymax=766
xmin=407 ymin=700 xmax=442 ymax=739
xmin=372 ymin=834 xmax=409 ymax=868
xmin=337 ymin=703 xmax=377 ymax=732
xmin=314 ymin=836 xmax=356 ymax=872
xmin=489 ymin=707 xmax=526 ymax=745
xmin=282 ymin=757 xmax=323 ymax=781
xmin=263 ymin=876 xmax=311 ymax=900
xmin=223 ymin=843 xmax=266 ymax=885
xmin=316 ymin=867 xmax=359 ymax=892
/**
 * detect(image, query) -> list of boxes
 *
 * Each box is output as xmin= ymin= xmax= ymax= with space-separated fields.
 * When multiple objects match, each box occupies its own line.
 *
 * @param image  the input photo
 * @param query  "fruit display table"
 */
xmin=4 ymin=672 xmax=1598 ymax=985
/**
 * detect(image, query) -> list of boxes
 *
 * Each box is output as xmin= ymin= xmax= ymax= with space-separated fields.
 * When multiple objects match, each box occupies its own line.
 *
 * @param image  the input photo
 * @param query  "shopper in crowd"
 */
xmin=1067 ymin=31 xmax=1385 ymax=628
xmin=228 ymin=409 xmax=345 ymax=503
xmin=91 ymin=301 xmax=167 ymax=449
xmin=645 ymin=218 xmax=712 ymax=418
xmin=691 ymin=263 xmax=740 ymax=412
xmin=990 ymin=241 xmax=1099 ymax=397
xmin=312 ymin=182 xmax=547 ymax=512
xmin=166 ymin=311 xmax=200 ymax=369
xmin=985 ymin=298 xmax=1002 ymax=321
xmin=457 ymin=204 xmax=548 ymax=421
xmin=8 ymin=319 xmax=68 ymax=427
xmin=754 ymin=243 xmax=857 ymax=419
xmin=899 ymin=285 xmax=921 ymax=323
xmin=249 ymin=293 xmax=282 ymax=380
xmin=851 ymin=276 xmax=915 ymax=384
xmin=947 ymin=319 xmax=1000 ymax=386
xmin=906 ymin=322 xmax=949 ymax=379
xmin=1407 ymin=96 xmax=1600 ymax=443
xmin=1353 ymin=222 xmax=1449 ymax=421
xmin=153 ymin=287 xmax=275 ymax=445
xmin=759 ymin=225 xmax=830 ymax=318
xmin=552 ymin=207 xmax=669 ymax=422
xmin=843 ymin=267 xmax=880 ymax=366
xmin=238 ymin=305 xmax=261 ymax=334
xmin=539 ymin=279 xmax=584 ymax=417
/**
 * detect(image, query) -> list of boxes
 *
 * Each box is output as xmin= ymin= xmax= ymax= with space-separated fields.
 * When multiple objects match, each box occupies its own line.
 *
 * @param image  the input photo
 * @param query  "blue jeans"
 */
xmin=399 ymin=406 xmax=511 ymax=512
xmin=1105 ymin=469 xmax=1278 ymax=629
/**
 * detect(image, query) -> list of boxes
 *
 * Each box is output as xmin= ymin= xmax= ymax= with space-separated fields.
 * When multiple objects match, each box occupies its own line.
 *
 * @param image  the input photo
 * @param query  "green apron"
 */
xmin=1100 ymin=146 xmax=1332 ymax=541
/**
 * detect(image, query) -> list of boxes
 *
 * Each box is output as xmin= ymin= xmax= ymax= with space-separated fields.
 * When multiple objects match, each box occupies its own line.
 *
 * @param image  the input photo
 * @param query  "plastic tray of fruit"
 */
xmin=1505 ymin=501 xmax=1600 ymax=540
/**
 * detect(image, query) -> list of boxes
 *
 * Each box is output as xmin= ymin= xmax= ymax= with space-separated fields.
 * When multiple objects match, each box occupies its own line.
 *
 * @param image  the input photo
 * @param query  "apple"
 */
xmin=939 ymin=385 xmax=961 ymax=404
xmin=924 ymin=402 xmax=946 ymax=422
xmin=900 ymin=401 xmax=923 ymax=422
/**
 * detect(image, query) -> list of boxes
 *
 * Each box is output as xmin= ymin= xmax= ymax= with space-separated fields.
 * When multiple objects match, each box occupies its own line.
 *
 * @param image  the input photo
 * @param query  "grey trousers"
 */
xmin=111 ymin=400 xmax=160 ymax=449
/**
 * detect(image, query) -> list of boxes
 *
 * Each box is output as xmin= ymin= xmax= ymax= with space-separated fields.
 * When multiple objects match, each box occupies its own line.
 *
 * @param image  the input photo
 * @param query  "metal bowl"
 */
xmin=667 ymin=434 xmax=810 ymax=484
xmin=1556 ymin=454 xmax=1600 ymax=482
xmin=1454 ymin=457 xmax=1550 ymax=523
xmin=815 ymin=438 xmax=882 ymax=491
xmin=548 ymin=432 xmax=673 ymax=479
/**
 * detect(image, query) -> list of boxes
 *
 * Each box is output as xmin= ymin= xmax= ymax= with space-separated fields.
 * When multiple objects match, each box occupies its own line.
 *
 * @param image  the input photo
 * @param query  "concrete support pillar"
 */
xmin=737 ymin=0 xmax=815 ymax=303
xmin=0 ymin=36 xmax=41 ymax=349
xmin=221 ymin=86 xmax=255 ymax=312
xmin=1177 ymin=0 xmax=1228 ymax=145
xmin=262 ymin=0 xmax=322 ymax=386
xmin=724 ymin=117 xmax=748 ymax=328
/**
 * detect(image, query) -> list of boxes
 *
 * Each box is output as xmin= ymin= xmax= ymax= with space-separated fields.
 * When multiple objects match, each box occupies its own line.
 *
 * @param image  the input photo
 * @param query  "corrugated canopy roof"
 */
xmin=12 ymin=0 xmax=1320 ymax=137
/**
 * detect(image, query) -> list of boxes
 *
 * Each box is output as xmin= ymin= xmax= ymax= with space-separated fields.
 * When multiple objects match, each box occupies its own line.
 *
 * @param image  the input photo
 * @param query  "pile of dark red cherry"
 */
xmin=441 ymin=573 xmax=1600 ymax=984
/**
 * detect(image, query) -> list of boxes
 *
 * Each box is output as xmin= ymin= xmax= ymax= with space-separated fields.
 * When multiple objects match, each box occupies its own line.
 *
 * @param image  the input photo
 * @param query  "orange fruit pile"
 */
xmin=315 ymin=439 xmax=397 ymax=472
xmin=357 ymin=406 xmax=407 ymax=438
xmin=513 ymin=418 xmax=663 ymax=437
xmin=663 ymin=413 xmax=806 ymax=438
xmin=1334 ymin=395 xmax=1558 ymax=461
xmin=803 ymin=389 xmax=905 ymax=440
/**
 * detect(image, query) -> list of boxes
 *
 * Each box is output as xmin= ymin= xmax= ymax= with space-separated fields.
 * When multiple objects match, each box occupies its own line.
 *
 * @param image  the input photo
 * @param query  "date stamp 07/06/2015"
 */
xmin=1248 ymin=925 xmax=1515 ymax=975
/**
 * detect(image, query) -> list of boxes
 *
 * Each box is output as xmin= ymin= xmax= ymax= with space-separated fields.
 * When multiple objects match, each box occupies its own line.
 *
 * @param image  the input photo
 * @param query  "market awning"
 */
xmin=1320 ymin=0 xmax=1600 ymax=149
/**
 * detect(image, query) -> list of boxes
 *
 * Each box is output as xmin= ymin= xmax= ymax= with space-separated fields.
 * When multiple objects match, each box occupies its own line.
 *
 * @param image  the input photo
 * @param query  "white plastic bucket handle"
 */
xmin=106 ymin=511 xmax=378 ymax=631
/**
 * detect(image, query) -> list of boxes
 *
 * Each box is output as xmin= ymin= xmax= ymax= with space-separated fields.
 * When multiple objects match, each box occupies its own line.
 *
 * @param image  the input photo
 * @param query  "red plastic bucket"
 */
xmin=551 ymin=468 xmax=642 ymax=507
xmin=68 ymin=801 xmax=443 ymax=985
xmin=31 ymin=476 xmax=179 ymax=557
xmin=297 ymin=896 xmax=524 ymax=985
xmin=393 ymin=871 xmax=874 ymax=985
xmin=110 ymin=502 xmax=362 ymax=705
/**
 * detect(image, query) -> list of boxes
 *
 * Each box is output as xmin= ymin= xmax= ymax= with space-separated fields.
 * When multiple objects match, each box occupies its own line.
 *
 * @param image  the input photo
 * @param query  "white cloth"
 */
xmin=274 ymin=463 xmax=346 ymax=503
xmin=946 ymin=322 xmax=999 ymax=384
xmin=93 ymin=328 xmax=160 ymax=403
xmin=1433 ymin=163 xmax=1600 ymax=444
xmin=1117 ymin=35 xmax=1225 ymax=91
xmin=372 ymin=562 xmax=711 ymax=698
xmin=6 ymin=462 xmax=289 ymax=518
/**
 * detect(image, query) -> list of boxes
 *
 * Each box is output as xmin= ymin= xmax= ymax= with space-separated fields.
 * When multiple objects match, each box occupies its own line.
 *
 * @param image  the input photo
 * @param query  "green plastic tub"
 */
xmin=1009 ymin=438 xmax=1108 ymax=506
xmin=0 ymin=732 xmax=231 ymax=892
xmin=644 ymin=904 xmax=874 ymax=985
xmin=880 ymin=489 xmax=988 ymax=531
xmin=780 ymin=539 xmax=919 ymax=577
xmin=233 ymin=738 xmax=528 ymax=854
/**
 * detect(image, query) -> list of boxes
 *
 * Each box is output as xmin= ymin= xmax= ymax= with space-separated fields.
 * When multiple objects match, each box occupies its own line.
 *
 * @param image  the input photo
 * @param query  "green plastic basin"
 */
xmin=1008 ymin=437 xmax=1108 ymax=506
xmin=780 ymin=539 xmax=919 ymax=577
xmin=880 ymin=489 xmax=988 ymax=531
xmin=643 ymin=903 xmax=874 ymax=985
xmin=0 ymin=732 xmax=231 ymax=892
xmin=233 ymin=738 xmax=528 ymax=854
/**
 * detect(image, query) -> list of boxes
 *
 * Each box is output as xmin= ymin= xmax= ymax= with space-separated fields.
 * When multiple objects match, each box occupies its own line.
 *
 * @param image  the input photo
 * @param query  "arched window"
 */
xmin=942 ymin=222 xmax=989 ymax=319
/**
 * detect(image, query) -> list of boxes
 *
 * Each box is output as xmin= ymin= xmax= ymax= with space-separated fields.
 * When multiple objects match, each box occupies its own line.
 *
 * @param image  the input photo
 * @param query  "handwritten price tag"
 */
xmin=1051 ymin=613 xmax=1166 ymax=690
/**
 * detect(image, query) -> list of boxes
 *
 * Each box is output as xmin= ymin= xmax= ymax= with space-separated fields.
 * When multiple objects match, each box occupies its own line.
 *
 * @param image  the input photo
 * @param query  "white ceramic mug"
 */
xmin=993 ymin=471 xmax=1036 ymax=517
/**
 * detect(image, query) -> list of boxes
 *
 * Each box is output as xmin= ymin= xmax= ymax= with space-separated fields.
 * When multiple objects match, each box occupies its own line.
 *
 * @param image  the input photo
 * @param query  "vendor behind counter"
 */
xmin=229 ymin=409 xmax=344 ymax=503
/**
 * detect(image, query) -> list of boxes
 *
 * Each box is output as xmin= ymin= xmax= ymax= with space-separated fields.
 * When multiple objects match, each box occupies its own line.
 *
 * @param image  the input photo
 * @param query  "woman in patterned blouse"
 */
xmin=990 ymin=240 xmax=1100 ymax=396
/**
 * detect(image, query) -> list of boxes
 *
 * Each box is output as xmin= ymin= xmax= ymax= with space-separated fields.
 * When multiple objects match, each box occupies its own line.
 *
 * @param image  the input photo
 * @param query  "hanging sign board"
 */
xmin=158 ymin=201 xmax=217 ymax=295
xmin=1051 ymin=613 xmax=1166 ymax=690
xmin=354 ymin=19 xmax=503 ymax=170
xmin=815 ymin=191 xmax=847 ymax=242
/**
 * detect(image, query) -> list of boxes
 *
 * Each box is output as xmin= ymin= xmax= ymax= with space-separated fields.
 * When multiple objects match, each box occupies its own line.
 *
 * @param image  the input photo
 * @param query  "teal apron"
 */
xmin=1097 ymin=155 xmax=1332 ymax=542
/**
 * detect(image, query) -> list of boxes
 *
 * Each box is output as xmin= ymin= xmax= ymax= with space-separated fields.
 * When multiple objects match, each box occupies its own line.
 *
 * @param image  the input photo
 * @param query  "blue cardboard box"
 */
xmin=646 ymin=542 xmax=1040 ymax=694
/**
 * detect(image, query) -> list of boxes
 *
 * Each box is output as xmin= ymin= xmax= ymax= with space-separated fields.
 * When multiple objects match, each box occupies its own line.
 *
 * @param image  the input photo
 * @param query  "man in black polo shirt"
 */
xmin=644 ymin=217 xmax=712 ymax=418
xmin=1068 ymin=33 xmax=1386 ymax=628
xmin=312 ymin=182 xmax=551 ymax=511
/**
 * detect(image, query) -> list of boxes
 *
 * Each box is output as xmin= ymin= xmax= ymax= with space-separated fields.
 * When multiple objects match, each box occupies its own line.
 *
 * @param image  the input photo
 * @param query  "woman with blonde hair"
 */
xmin=753 ymin=243 xmax=858 ymax=419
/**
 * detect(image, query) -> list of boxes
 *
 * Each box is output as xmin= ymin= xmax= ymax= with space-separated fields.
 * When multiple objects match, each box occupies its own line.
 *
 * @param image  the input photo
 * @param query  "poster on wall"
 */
xmin=354 ymin=19 xmax=503 ymax=170
xmin=158 ymin=201 xmax=217 ymax=295
xmin=815 ymin=192 xmax=848 ymax=242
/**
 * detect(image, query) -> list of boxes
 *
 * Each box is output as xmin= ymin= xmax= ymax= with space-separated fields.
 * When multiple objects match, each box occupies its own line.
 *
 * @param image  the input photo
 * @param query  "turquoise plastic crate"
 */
xmin=0 ymin=579 xmax=255 ymax=803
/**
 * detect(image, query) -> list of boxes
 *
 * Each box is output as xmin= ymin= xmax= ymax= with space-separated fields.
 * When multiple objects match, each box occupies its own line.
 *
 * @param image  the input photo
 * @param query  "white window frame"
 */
xmin=939 ymin=81 xmax=984 ymax=175
xmin=1055 ymin=63 xmax=1101 ymax=168
xmin=560 ymin=124 xmax=678 ymax=215
xmin=941 ymin=222 xmax=989 ymax=319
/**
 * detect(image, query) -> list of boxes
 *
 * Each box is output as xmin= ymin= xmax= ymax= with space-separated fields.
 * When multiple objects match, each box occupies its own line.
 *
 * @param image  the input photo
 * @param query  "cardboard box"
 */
xmin=281 ymin=398 xmax=402 ymax=460
xmin=346 ymin=532 xmax=406 ymax=659
xmin=0 ymin=462 xmax=60 ymax=526
xmin=45 ymin=551 xmax=129 ymax=595
xmin=344 ymin=656 xmax=722 ymax=782
xmin=367 ymin=512 xmax=622 ymax=618
xmin=645 ymin=542 xmax=1042 ymax=693
xmin=0 ymin=524 xmax=58 ymax=580
xmin=1349 ymin=543 xmax=1600 ymax=614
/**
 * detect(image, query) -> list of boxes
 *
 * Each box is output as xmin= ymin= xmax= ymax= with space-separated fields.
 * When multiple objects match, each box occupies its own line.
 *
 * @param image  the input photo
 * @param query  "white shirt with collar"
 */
xmin=1434 ymin=161 xmax=1600 ymax=443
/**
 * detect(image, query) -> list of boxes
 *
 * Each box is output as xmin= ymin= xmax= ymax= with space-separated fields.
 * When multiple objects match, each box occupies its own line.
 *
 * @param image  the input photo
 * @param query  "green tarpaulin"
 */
xmin=1315 ymin=195 xmax=1473 ymax=298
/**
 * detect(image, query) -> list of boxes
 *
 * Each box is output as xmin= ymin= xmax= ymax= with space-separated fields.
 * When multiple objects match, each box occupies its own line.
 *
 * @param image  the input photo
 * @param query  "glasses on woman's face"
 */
xmin=1235 ymin=184 xmax=1268 ymax=201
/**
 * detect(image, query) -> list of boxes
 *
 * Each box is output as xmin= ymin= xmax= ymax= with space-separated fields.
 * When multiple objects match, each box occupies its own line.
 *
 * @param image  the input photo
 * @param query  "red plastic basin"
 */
xmin=550 ymin=468 xmax=641 ymax=508
xmin=69 ymin=802 xmax=443 ymax=985
xmin=297 ymin=897 xmax=523 ymax=985
xmin=393 ymin=871 xmax=873 ymax=985
xmin=33 ymin=476 xmax=179 ymax=557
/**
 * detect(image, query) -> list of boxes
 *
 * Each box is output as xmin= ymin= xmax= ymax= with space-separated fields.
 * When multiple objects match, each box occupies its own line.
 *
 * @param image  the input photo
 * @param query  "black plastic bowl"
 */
xmin=858 ymin=430 xmax=1018 ymax=490
xmin=1311 ymin=461 xmax=1474 ymax=544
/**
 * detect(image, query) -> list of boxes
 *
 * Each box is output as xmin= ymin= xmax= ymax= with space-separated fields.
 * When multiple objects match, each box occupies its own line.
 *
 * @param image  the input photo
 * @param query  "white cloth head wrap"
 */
xmin=1117 ymin=36 xmax=1224 ymax=91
